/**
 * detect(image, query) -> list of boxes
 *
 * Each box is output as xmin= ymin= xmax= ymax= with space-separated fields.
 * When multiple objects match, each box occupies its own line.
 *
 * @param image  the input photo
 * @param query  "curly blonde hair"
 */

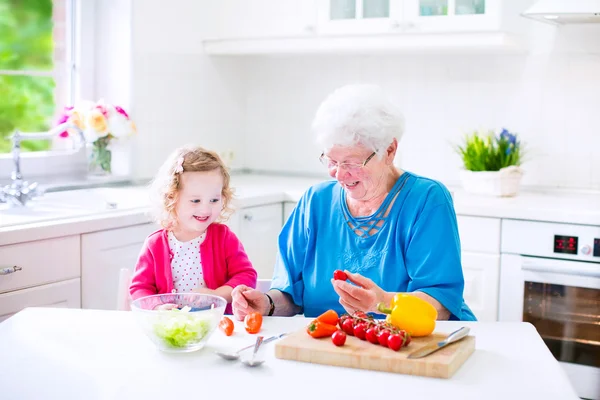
xmin=149 ymin=145 xmax=235 ymax=229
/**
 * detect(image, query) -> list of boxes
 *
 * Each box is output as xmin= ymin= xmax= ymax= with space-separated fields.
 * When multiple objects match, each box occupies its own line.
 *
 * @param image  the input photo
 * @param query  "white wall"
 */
xmin=129 ymin=0 xmax=246 ymax=179
xmin=126 ymin=1 xmax=600 ymax=191
xmin=241 ymin=26 xmax=600 ymax=190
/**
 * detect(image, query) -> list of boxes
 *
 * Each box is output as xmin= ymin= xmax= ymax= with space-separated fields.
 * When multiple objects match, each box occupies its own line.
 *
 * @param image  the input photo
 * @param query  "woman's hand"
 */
xmin=231 ymin=284 xmax=269 ymax=321
xmin=331 ymin=270 xmax=389 ymax=314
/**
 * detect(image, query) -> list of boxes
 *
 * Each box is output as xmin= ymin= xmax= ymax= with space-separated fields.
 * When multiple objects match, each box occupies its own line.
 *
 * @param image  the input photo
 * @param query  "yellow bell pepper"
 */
xmin=377 ymin=293 xmax=437 ymax=337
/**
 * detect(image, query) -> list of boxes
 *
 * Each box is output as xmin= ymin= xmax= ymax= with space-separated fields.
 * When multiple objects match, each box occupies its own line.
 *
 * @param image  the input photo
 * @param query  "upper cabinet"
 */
xmin=202 ymin=0 xmax=535 ymax=55
xmin=319 ymin=0 xmax=503 ymax=34
xmin=318 ymin=0 xmax=402 ymax=35
xmin=204 ymin=0 xmax=317 ymax=40
xmin=403 ymin=0 xmax=501 ymax=33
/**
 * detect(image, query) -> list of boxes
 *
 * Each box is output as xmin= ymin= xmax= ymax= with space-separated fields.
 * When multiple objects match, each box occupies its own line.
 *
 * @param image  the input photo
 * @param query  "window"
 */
xmin=0 ymin=0 xmax=73 ymax=153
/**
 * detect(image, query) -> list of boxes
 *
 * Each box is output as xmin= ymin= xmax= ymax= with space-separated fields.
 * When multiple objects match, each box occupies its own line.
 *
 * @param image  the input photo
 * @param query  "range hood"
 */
xmin=521 ymin=0 xmax=600 ymax=24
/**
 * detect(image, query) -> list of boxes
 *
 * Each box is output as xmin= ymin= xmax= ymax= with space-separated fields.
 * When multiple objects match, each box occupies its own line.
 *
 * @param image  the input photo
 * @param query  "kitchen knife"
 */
xmin=406 ymin=326 xmax=470 ymax=359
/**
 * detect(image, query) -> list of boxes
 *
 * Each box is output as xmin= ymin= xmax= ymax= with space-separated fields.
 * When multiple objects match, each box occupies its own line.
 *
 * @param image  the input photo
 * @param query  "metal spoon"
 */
xmin=241 ymin=335 xmax=264 ymax=367
xmin=215 ymin=333 xmax=286 ymax=361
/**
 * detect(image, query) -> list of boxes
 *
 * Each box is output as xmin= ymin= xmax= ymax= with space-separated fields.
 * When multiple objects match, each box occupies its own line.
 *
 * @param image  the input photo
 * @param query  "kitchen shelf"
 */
xmin=203 ymin=31 xmax=528 ymax=56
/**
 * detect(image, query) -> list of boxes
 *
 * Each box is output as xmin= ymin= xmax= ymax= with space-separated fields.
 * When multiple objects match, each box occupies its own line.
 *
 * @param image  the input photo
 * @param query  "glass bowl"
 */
xmin=131 ymin=293 xmax=227 ymax=353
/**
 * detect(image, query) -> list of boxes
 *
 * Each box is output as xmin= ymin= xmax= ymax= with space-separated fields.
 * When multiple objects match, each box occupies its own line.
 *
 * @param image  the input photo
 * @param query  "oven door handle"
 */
xmin=522 ymin=260 xmax=600 ymax=278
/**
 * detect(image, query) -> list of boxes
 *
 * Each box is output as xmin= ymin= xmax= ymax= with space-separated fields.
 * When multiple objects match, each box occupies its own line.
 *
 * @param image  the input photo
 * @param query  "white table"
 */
xmin=0 ymin=308 xmax=579 ymax=400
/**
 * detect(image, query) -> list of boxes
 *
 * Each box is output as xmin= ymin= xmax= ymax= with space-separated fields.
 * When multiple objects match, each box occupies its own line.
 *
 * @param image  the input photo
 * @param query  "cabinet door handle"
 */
xmin=0 ymin=266 xmax=22 ymax=276
xmin=243 ymin=214 xmax=254 ymax=222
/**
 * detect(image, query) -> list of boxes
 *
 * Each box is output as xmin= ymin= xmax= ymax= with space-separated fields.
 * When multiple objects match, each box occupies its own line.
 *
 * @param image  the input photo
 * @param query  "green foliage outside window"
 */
xmin=0 ymin=0 xmax=55 ymax=153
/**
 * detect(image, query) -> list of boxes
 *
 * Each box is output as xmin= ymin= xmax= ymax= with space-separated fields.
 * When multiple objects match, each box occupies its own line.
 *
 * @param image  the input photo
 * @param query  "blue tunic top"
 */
xmin=272 ymin=171 xmax=476 ymax=321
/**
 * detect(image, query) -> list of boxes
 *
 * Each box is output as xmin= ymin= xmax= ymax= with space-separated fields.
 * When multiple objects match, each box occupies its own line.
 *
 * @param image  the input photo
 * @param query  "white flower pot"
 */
xmin=459 ymin=166 xmax=524 ymax=197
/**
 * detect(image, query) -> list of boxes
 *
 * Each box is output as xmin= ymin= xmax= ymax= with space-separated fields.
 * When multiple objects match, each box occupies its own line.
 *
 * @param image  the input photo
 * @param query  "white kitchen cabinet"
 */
xmin=203 ymin=0 xmax=532 ymax=54
xmin=318 ymin=0 xmax=529 ymax=34
xmin=237 ymin=203 xmax=283 ymax=279
xmin=461 ymin=251 xmax=500 ymax=322
xmin=0 ymin=236 xmax=81 ymax=320
xmin=81 ymin=223 xmax=158 ymax=310
xmin=0 ymin=236 xmax=80 ymax=294
xmin=0 ymin=279 xmax=80 ymax=322
xmin=457 ymin=215 xmax=501 ymax=321
xmin=204 ymin=0 xmax=317 ymax=41
xmin=318 ymin=0 xmax=402 ymax=35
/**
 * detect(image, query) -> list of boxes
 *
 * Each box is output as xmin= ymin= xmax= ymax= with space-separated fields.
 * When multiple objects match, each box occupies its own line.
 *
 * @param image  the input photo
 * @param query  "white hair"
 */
xmin=312 ymin=84 xmax=405 ymax=156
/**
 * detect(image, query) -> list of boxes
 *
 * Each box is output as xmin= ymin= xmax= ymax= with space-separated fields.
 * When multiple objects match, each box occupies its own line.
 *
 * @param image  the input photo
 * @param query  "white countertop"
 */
xmin=0 ymin=307 xmax=579 ymax=400
xmin=1 ymin=173 xmax=599 ymax=246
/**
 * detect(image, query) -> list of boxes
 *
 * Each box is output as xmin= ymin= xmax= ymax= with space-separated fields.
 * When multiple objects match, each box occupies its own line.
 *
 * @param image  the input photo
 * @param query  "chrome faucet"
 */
xmin=0 ymin=123 xmax=84 ymax=207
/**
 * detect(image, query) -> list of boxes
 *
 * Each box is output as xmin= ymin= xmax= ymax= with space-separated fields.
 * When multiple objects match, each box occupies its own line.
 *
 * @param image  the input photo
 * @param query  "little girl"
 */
xmin=130 ymin=145 xmax=257 ymax=313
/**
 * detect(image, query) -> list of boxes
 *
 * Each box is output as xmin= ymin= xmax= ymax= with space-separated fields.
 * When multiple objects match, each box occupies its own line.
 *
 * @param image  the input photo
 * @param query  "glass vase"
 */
xmin=86 ymin=137 xmax=112 ymax=176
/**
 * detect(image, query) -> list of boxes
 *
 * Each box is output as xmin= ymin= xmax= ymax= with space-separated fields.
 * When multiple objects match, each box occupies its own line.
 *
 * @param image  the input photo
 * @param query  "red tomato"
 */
xmin=387 ymin=334 xmax=403 ymax=351
xmin=353 ymin=323 xmax=367 ymax=340
xmin=404 ymin=334 xmax=412 ymax=346
xmin=332 ymin=330 xmax=347 ymax=346
xmin=338 ymin=314 xmax=349 ymax=330
xmin=218 ymin=316 xmax=234 ymax=336
xmin=244 ymin=312 xmax=263 ymax=334
xmin=398 ymin=330 xmax=407 ymax=346
xmin=365 ymin=327 xmax=380 ymax=345
xmin=333 ymin=269 xmax=348 ymax=281
xmin=377 ymin=329 xmax=391 ymax=347
xmin=341 ymin=318 xmax=355 ymax=336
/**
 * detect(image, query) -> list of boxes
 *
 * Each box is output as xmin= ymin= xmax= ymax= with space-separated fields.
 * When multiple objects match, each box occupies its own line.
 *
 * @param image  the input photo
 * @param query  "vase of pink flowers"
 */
xmin=57 ymin=101 xmax=137 ymax=176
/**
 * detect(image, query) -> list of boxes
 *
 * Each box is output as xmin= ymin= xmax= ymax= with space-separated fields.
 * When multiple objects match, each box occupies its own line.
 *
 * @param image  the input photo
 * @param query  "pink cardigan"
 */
xmin=130 ymin=223 xmax=257 ymax=314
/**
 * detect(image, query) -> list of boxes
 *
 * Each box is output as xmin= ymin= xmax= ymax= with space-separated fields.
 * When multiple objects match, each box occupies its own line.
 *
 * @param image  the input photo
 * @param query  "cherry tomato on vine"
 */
xmin=244 ymin=312 xmax=263 ymax=334
xmin=377 ymin=329 xmax=391 ymax=347
xmin=365 ymin=327 xmax=380 ymax=345
xmin=332 ymin=330 xmax=347 ymax=347
xmin=218 ymin=316 xmax=234 ymax=336
xmin=387 ymin=333 xmax=403 ymax=351
xmin=354 ymin=323 xmax=367 ymax=340
xmin=342 ymin=318 xmax=355 ymax=336
xmin=333 ymin=269 xmax=348 ymax=281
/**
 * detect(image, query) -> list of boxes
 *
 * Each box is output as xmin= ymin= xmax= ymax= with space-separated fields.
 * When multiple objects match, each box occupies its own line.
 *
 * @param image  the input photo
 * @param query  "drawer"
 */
xmin=0 ymin=278 xmax=81 ymax=322
xmin=457 ymin=216 xmax=501 ymax=254
xmin=0 ymin=236 xmax=80 ymax=294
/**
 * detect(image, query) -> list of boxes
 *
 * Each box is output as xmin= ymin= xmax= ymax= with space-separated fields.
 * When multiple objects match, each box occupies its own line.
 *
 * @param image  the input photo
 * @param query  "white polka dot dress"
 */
xmin=168 ymin=231 xmax=207 ymax=293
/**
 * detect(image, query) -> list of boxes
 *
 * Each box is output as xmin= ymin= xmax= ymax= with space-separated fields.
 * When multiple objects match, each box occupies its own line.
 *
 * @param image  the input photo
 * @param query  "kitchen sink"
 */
xmin=0 ymin=186 xmax=151 ymax=228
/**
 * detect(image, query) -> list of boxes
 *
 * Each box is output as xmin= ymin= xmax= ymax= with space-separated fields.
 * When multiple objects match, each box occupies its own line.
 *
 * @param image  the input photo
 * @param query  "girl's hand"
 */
xmin=153 ymin=303 xmax=179 ymax=311
xmin=331 ymin=270 xmax=388 ymax=314
xmin=231 ymin=284 xmax=269 ymax=321
xmin=192 ymin=287 xmax=215 ymax=295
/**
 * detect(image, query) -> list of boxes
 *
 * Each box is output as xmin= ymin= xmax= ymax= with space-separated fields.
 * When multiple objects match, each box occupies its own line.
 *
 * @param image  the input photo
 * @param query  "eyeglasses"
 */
xmin=319 ymin=151 xmax=377 ymax=172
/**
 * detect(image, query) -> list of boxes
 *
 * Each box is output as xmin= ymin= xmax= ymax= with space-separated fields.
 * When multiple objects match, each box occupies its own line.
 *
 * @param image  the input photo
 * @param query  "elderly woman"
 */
xmin=232 ymin=84 xmax=476 ymax=321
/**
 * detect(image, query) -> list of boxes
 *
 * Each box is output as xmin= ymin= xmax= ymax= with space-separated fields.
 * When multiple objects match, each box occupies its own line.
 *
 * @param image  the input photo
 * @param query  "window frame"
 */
xmin=0 ymin=0 xmax=96 ymax=185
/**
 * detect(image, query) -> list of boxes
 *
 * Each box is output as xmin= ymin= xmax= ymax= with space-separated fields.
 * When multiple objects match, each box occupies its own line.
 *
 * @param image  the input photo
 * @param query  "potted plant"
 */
xmin=455 ymin=128 xmax=525 ymax=197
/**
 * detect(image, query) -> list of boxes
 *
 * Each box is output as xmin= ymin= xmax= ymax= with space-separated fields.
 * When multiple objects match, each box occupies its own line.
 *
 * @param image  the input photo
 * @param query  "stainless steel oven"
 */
xmin=499 ymin=220 xmax=600 ymax=400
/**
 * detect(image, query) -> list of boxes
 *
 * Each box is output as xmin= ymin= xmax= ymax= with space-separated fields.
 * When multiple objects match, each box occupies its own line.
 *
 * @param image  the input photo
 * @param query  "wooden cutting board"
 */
xmin=274 ymin=329 xmax=475 ymax=379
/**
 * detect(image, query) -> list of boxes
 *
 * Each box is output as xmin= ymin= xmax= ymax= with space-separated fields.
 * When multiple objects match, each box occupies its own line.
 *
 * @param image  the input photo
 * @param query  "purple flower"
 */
xmin=500 ymin=128 xmax=519 ymax=155
xmin=500 ymin=128 xmax=517 ymax=146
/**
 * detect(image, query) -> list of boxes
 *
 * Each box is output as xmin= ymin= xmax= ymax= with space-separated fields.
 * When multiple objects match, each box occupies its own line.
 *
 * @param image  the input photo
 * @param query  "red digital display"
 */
xmin=594 ymin=238 xmax=600 ymax=257
xmin=554 ymin=235 xmax=578 ymax=255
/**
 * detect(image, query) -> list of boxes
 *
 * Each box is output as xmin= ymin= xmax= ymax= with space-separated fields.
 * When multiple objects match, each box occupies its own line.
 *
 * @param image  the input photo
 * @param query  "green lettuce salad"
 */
xmin=152 ymin=307 xmax=211 ymax=348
